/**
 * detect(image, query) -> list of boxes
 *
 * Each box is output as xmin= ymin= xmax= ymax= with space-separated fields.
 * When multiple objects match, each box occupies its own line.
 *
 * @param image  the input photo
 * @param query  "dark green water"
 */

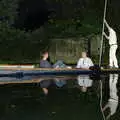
xmin=0 ymin=74 xmax=119 ymax=120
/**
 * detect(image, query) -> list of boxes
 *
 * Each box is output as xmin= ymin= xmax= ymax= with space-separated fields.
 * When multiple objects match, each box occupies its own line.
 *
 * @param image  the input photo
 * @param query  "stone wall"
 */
xmin=49 ymin=35 xmax=101 ymax=64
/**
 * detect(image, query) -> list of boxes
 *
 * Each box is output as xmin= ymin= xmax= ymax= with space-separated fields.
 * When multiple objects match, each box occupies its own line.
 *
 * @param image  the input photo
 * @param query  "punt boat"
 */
xmin=0 ymin=65 xmax=119 ymax=77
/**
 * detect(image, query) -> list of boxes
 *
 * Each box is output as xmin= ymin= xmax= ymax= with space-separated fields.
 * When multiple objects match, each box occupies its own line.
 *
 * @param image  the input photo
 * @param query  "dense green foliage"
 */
xmin=0 ymin=0 xmax=50 ymax=63
xmin=47 ymin=0 xmax=103 ymax=38
xmin=0 ymin=24 xmax=49 ymax=62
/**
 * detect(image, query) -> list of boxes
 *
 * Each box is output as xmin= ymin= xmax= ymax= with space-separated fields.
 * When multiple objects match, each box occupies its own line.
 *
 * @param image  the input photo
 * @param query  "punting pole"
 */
xmin=99 ymin=0 xmax=108 ymax=67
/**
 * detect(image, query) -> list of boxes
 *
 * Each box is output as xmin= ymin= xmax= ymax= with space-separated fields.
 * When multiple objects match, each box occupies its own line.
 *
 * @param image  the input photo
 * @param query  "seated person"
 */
xmin=40 ymin=51 xmax=71 ymax=68
xmin=76 ymin=52 xmax=94 ymax=69
xmin=40 ymin=51 xmax=52 ymax=68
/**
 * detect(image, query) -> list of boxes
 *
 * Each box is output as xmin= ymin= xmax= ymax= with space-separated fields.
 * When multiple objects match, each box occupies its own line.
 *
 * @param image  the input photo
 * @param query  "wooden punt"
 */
xmin=0 ymin=65 xmax=119 ymax=84
xmin=0 ymin=65 xmax=119 ymax=77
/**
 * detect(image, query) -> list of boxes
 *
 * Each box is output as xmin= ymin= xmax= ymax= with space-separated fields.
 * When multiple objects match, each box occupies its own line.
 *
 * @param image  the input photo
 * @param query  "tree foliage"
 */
xmin=47 ymin=0 xmax=104 ymax=38
xmin=0 ymin=0 xmax=49 ymax=63
xmin=0 ymin=0 xmax=18 ymax=24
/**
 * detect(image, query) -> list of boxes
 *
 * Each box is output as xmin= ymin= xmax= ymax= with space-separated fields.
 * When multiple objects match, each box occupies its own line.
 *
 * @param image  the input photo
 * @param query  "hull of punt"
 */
xmin=0 ymin=68 xmax=94 ymax=77
xmin=0 ymin=67 xmax=119 ymax=77
xmin=0 ymin=67 xmax=119 ymax=84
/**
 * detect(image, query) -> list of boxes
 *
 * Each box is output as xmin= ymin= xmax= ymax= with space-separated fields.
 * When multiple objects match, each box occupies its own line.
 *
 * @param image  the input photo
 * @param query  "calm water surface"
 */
xmin=0 ymin=74 xmax=119 ymax=120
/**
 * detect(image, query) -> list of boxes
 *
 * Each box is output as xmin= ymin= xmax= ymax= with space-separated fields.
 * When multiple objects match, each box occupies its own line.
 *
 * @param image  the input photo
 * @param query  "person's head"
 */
xmin=81 ymin=86 xmax=87 ymax=92
xmin=81 ymin=52 xmax=87 ymax=58
xmin=42 ymin=88 xmax=48 ymax=95
xmin=42 ymin=51 xmax=49 ymax=60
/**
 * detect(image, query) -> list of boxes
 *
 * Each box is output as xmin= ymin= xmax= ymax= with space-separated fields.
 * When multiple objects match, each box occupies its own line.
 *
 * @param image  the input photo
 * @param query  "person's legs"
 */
xmin=109 ymin=74 xmax=114 ymax=99
xmin=53 ymin=60 xmax=66 ymax=68
xmin=109 ymin=74 xmax=118 ymax=101
xmin=109 ymin=46 xmax=113 ymax=67
xmin=112 ymin=45 xmax=118 ymax=68
xmin=112 ymin=74 xmax=118 ymax=100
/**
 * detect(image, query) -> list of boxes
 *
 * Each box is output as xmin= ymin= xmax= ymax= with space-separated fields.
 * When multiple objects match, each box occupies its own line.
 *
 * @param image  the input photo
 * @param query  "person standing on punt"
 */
xmin=76 ymin=52 xmax=94 ymax=69
xmin=103 ymin=19 xmax=118 ymax=68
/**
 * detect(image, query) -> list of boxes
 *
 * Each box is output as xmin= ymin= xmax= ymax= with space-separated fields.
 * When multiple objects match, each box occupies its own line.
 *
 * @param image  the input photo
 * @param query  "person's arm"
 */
xmin=89 ymin=58 xmax=94 ymax=67
xmin=76 ymin=59 xmax=82 ymax=68
xmin=103 ymin=103 xmax=109 ymax=111
xmin=103 ymin=32 xmax=109 ymax=40
xmin=104 ymin=19 xmax=111 ymax=30
xmin=106 ymin=114 xmax=111 ymax=120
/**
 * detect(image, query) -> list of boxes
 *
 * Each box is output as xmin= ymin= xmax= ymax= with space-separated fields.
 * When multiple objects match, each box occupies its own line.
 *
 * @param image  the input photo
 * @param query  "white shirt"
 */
xmin=76 ymin=57 xmax=94 ymax=69
xmin=77 ymin=75 xmax=93 ymax=87
xmin=108 ymin=28 xmax=117 ymax=45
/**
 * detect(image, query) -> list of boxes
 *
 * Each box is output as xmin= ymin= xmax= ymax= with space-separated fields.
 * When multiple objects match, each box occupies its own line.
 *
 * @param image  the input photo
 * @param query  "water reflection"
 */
xmin=39 ymin=75 xmax=95 ymax=95
xmin=0 ymin=75 xmax=103 ymax=120
xmin=77 ymin=75 xmax=93 ymax=92
xmin=103 ymin=74 xmax=119 ymax=119
xmin=54 ymin=78 xmax=67 ymax=88
xmin=39 ymin=77 xmax=68 ymax=95
xmin=40 ymin=80 xmax=51 ymax=95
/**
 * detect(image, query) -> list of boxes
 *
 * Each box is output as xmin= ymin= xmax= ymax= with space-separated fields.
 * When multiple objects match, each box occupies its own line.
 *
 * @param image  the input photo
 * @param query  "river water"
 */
xmin=0 ymin=74 xmax=119 ymax=120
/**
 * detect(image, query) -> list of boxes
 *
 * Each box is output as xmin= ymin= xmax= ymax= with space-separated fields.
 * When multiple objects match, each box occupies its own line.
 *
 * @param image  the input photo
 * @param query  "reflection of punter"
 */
xmin=103 ymin=74 xmax=118 ymax=119
xmin=103 ymin=20 xmax=118 ymax=68
xmin=77 ymin=75 xmax=93 ymax=92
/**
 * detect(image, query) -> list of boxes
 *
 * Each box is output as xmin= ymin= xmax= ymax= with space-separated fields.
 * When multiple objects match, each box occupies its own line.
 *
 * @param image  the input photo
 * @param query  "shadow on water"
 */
xmin=0 ymin=74 xmax=106 ymax=120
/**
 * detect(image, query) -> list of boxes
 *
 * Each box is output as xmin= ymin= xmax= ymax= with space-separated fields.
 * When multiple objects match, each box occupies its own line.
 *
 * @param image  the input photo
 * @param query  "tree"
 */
xmin=0 ymin=0 xmax=50 ymax=63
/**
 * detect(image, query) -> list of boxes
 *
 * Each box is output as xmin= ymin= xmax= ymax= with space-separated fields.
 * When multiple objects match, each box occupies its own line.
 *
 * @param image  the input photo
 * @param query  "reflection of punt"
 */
xmin=0 ymin=76 xmax=76 ymax=85
xmin=0 ymin=65 xmax=119 ymax=77
xmin=0 ymin=65 xmax=119 ymax=84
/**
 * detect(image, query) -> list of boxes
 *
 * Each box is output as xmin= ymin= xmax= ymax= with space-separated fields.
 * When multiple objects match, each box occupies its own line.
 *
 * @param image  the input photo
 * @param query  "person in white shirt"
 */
xmin=76 ymin=52 xmax=94 ymax=92
xmin=76 ymin=52 xmax=94 ymax=69
xmin=103 ymin=19 xmax=118 ymax=68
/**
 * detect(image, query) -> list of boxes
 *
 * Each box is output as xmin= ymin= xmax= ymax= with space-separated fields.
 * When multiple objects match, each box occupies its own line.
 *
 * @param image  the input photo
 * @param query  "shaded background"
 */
xmin=0 ymin=0 xmax=119 ymax=65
